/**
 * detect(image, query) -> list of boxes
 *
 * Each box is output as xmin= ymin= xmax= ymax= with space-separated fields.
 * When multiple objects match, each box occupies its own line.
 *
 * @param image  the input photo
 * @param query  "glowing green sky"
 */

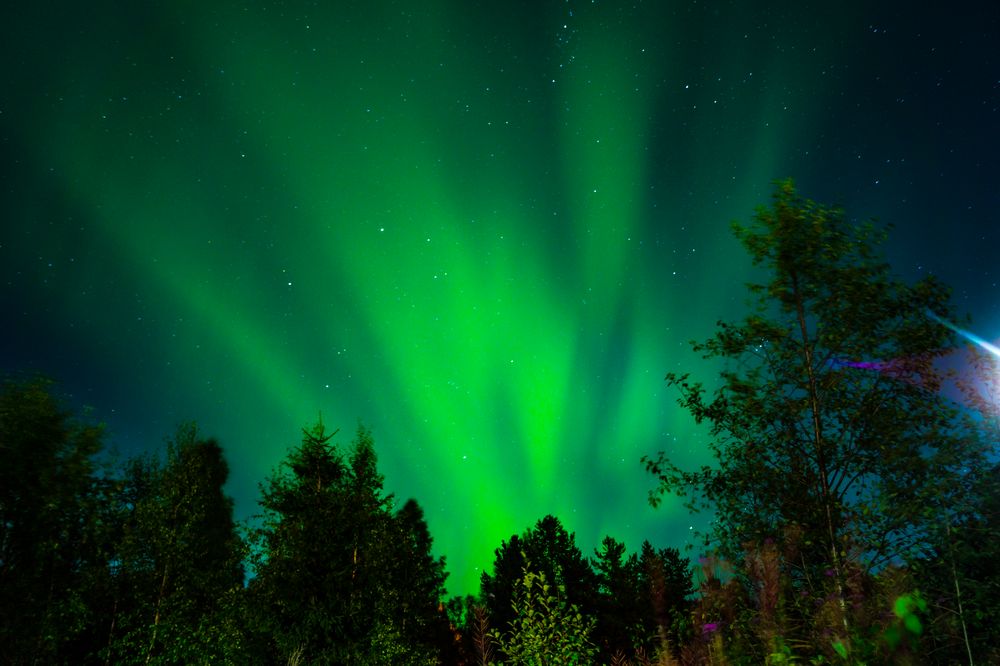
xmin=3 ymin=1 xmax=998 ymax=595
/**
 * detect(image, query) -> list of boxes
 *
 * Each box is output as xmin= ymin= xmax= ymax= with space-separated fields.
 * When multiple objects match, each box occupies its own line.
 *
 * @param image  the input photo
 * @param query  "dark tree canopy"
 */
xmin=588 ymin=537 xmax=694 ymax=662
xmin=480 ymin=514 xmax=597 ymax=645
xmin=102 ymin=424 xmax=245 ymax=664
xmin=247 ymin=422 xmax=447 ymax=665
xmin=0 ymin=376 xmax=104 ymax=663
xmin=644 ymin=180 xmax=992 ymax=659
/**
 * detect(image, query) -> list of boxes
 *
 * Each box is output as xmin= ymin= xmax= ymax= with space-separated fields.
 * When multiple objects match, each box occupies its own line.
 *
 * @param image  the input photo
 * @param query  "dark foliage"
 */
xmin=0 ymin=376 xmax=105 ymax=664
xmin=480 ymin=514 xmax=598 ymax=648
xmin=644 ymin=180 xmax=997 ymax=662
xmin=245 ymin=422 xmax=448 ymax=664
xmin=102 ymin=424 xmax=246 ymax=663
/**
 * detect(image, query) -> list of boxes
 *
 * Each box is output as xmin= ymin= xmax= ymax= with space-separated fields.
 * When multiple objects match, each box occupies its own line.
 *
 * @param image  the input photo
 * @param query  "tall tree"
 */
xmin=637 ymin=541 xmax=694 ymax=656
xmin=247 ymin=421 xmax=443 ymax=665
xmin=246 ymin=421 xmax=357 ymax=663
xmin=912 ymin=348 xmax=1000 ymax=664
xmin=481 ymin=514 xmax=597 ymax=648
xmin=643 ymin=180 xmax=987 ymax=658
xmin=590 ymin=536 xmax=644 ymax=662
xmin=0 ymin=376 xmax=105 ymax=663
xmin=392 ymin=498 xmax=453 ymax=659
xmin=105 ymin=424 xmax=245 ymax=664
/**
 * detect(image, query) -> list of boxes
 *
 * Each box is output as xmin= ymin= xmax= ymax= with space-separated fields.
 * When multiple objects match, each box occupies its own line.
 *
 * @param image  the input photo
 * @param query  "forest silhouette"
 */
xmin=2 ymin=183 xmax=997 ymax=664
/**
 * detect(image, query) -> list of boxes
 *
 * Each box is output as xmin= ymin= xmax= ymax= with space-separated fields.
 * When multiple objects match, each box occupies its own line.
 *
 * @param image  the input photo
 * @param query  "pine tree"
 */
xmin=637 ymin=541 xmax=693 ymax=657
xmin=590 ymin=536 xmax=644 ymax=661
xmin=247 ymin=421 xmax=444 ymax=665
xmin=246 ymin=420 xmax=354 ymax=663
xmin=392 ymin=498 xmax=452 ymax=657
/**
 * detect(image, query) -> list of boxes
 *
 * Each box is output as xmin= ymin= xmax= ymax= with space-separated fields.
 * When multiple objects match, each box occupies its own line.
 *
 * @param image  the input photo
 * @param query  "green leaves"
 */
xmin=105 ymin=424 xmax=246 ymax=663
xmin=492 ymin=567 xmax=599 ymax=665
xmin=880 ymin=592 xmax=926 ymax=652
xmin=646 ymin=181 xmax=990 ymax=660
xmin=0 ymin=376 xmax=106 ymax=662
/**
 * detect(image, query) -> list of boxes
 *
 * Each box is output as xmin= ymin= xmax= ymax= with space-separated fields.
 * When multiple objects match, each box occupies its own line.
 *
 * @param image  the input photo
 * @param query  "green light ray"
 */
xmin=48 ymin=165 xmax=320 ymax=437
xmin=557 ymin=17 xmax=654 ymax=315
xmin=0 ymin=0 xmax=881 ymax=597
xmin=174 ymin=7 xmax=606 ymax=592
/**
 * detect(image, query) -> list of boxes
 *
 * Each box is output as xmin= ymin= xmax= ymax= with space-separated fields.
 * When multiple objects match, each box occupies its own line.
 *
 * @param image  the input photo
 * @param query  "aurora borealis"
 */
xmin=2 ymin=1 xmax=998 ymax=596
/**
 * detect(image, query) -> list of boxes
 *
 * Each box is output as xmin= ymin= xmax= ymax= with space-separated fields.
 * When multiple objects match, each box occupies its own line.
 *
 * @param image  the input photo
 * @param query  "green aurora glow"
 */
xmin=3 ymin=1 xmax=999 ymax=595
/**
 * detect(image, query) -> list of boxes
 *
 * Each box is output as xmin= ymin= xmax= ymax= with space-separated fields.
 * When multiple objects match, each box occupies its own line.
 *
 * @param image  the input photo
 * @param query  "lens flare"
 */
xmin=829 ymin=357 xmax=929 ymax=388
xmin=926 ymin=310 xmax=1000 ymax=360
xmin=834 ymin=359 xmax=901 ymax=372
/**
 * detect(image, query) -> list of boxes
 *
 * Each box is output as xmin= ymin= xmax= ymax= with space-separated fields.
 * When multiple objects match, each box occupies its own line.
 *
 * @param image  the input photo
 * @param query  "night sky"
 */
xmin=2 ymin=1 xmax=998 ymax=596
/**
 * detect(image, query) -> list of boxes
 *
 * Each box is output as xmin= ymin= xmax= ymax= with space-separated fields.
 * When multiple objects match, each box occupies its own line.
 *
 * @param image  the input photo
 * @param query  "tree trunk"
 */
xmin=104 ymin=597 xmax=119 ymax=666
xmin=947 ymin=523 xmax=974 ymax=666
xmin=791 ymin=270 xmax=851 ymax=638
xmin=145 ymin=562 xmax=170 ymax=665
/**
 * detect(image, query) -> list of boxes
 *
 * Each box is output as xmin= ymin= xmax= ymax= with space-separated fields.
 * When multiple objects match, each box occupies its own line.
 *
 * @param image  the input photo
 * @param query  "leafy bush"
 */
xmin=493 ymin=566 xmax=598 ymax=665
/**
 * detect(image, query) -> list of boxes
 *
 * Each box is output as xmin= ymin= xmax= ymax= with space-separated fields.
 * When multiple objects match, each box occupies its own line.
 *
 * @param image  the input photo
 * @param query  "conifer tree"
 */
xmin=392 ymin=498 xmax=452 ymax=654
xmin=637 ymin=541 xmax=693 ymax=656
xmin=246 ymin=421 xmax=355 ymax=662
xmin=590 ymin=536 xmax=647 ymax=662
xmin=247 ymin=422 xmax=444 ymax=665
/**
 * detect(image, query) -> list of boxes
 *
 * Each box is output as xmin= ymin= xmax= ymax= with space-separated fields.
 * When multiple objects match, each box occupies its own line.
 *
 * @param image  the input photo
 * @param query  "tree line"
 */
xmin=0 ymin=379 xmax=691 ymax=665
xmin=2 ymin=181 xmax=997 ymax=664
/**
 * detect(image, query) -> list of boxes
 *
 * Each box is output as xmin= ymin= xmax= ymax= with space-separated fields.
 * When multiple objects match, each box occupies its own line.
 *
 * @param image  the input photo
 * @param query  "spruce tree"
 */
xmin=590 ymin=536 xmax=644 ymax=662
xmin=247 ymin=422 xmax=444 ymax=665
